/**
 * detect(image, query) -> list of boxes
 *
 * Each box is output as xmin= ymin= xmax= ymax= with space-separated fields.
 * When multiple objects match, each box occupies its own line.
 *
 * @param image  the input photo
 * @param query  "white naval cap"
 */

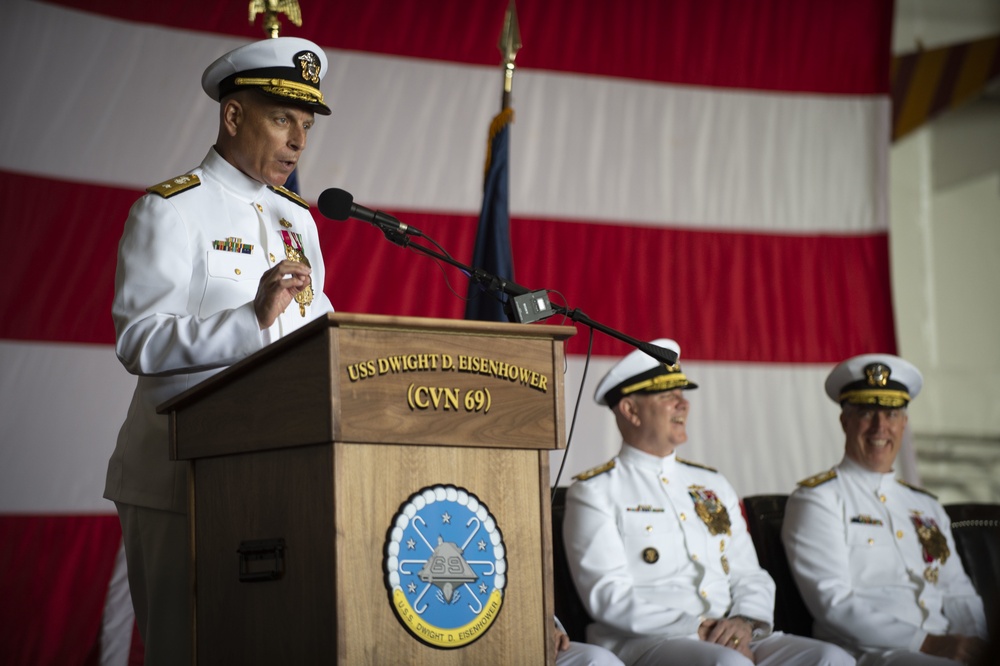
xmin=201 ymin=37 xmax=331 ymax=115
xmin=825 ymin=353 xmax=923 ymax=408
xmin=594 ymin=339 xmax=698 ymax=408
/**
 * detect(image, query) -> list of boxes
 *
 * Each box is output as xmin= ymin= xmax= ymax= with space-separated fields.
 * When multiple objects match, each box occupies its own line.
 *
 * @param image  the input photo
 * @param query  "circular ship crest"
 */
xmin=384 ymin=485 xmax=506 ymax=649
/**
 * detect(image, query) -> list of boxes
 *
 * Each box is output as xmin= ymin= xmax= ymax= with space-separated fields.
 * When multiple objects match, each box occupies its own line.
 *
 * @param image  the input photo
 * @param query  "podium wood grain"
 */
xmin=165 ymin=313 xmax=571 ymax=664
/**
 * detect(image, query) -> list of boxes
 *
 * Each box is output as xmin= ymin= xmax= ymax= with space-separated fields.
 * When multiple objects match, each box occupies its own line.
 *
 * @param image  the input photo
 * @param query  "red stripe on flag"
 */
xmin=0 ymin=170 xmax=132 ymax=345
xmin=46 ymin=0 xmax=892 ymax=94
xmin=1 ymin=171 xmax=894 ymax=362
xmin=0 ymin=515 xmax=122 ymax=666
xmin=323 ymin=217 xmax=896 ymax=363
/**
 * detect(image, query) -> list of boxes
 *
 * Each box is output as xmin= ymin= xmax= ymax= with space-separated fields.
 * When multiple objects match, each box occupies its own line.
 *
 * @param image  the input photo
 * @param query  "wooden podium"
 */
xmin=161 ymin=313 xmax=574 ymax=664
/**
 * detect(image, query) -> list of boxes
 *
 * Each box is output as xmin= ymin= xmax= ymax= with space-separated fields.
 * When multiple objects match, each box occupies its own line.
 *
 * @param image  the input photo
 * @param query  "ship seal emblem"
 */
xmin=384 ymin=484 xmax=506 ymax=649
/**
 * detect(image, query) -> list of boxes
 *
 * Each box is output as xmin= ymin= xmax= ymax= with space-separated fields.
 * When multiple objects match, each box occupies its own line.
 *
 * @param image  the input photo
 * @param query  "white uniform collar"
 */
xmin=840 ymin=455 xmax=896 ymax=494
xmin=619 ymin=443 xmax=678 ymax=475
xmin=202 ymin=147 xmax=270 ymax=203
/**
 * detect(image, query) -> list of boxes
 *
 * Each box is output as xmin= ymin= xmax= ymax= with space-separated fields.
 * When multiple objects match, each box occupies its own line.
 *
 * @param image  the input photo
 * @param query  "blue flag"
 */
xmin=465 ymin=109 xmax=515 ymax=322
xmin=284 ymin=168 xmax=299 ymax=194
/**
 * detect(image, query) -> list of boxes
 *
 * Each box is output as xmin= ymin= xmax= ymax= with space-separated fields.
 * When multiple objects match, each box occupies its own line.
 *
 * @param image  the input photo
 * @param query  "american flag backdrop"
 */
xmin=0 ymin=0 xmax=895 ymax=662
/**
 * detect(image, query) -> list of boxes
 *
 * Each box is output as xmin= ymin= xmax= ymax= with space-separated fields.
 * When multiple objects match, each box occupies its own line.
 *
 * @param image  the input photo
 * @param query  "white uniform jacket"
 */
xmin=563 ymin=444 xmax=776 ymax=652
xmin=782 ymin=456 xmax=987 ymax=655
xmin=105 ymin=147 xmax=334 ymax=514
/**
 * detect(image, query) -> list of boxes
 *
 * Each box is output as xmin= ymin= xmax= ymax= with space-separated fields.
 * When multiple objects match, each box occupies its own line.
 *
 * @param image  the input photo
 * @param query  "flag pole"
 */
xmin=249 ymin=0 xmax=303 ymax=38
xmin=465 ymin=1 xmax=521 ymax=322
xmin=248 ymin=1 xmax=305 ymax=193
xmin=498 ymin=0 xmax=522 ymax=112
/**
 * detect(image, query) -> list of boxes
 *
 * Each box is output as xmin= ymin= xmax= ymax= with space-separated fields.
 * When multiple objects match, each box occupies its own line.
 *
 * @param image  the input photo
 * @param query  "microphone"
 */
xmin=317 ymin=188 xmax=422 ymax=237
xmin=637 ymin=340 xmax=679 ymax=366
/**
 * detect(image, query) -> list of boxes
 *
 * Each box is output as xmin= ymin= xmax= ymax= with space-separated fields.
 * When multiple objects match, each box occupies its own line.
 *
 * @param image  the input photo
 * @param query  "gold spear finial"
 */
xmin=249 ymin=0 xmax=303 ymax=38
xmin=497 ymin=0 xmax=522 ymax=110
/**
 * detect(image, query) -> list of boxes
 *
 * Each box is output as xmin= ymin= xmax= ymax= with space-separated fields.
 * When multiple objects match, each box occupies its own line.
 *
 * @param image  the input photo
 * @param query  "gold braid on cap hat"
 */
xmin=838 ymin=389 xmax=910 ymax=408
xmin=839 ymin=362 xmax=910 ymax=407
xmin=234 ymin=77 xmax=326 ymax=106
xmin=621 ymin=370 xmax=691 ymax=396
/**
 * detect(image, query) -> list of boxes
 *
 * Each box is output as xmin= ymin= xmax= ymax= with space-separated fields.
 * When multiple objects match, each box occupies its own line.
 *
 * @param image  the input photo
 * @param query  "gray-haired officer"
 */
xmin=782 ymin=354 xmax=987 ymax=665
xmin=562 ymin=340 xmax=854 ymax=666
xmin=105 ymin=37 xmax=335 ymax=663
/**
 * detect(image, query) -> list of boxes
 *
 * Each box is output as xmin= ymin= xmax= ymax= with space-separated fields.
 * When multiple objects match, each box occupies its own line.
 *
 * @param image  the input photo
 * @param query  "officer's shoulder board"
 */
xmin=797 ymin=469 xmax=837 ymax=488
xmin=897 ymin=479 xmax=938 ymax=499
xmin=146 ymin=174 xmax=201 ymax=198
xmin=677 ymin=457 xmax=718 ymax=473
xmin=573 ymin=460 xmax=615 ymax=481
xmin=270 ymin=185 xmax=309 ymax=209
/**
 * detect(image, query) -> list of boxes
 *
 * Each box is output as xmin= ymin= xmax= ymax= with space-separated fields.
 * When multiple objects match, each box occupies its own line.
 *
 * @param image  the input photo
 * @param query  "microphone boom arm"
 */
xmin=385 ymin=235 xmax=678 ymax=365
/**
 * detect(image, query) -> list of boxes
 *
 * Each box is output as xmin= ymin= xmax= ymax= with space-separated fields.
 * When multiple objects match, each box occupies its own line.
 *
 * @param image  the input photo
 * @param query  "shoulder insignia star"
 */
xmin=897 ymin=479 xmax=937 ymax=499
xmin=798 ymin=469 xmax=837 ymax=488
xmin=146 ymin=174 xmax=201 ymax=198
xmin=270 ymin=185 xmax=309 ymax=209
xmin=573 ymin=459 xmax=615 ymax=481
xmin=677 ymin=458 xmax=718 ymax=473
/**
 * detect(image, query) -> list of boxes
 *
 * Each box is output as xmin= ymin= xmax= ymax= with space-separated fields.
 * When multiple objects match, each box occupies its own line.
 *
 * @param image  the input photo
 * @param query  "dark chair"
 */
xmin=741 ymin=494 xmax=814 ymax=637
xmin=944 ymin=503 xmax=1000 ymax=638
xmin=551 ymin=486 xmax=594 ymax=642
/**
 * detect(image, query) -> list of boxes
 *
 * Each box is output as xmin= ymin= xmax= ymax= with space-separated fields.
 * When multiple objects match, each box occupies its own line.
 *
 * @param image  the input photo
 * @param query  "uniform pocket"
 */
xmin=620 ymin=511 xmax=682 ymax=576
xmin=206 ymin=250 xmax=258 ymax=282
xmin=847 ymin=522 xmax=897 ymax=585
xmin=200 ymin=250 xmax=259 ymax=317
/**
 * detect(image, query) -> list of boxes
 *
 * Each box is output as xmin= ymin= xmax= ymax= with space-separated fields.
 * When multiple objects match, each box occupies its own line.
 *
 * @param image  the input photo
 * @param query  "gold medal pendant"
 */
xmin=280 ymin=228 xmax=313 ymax=317
xmin=688 ymin=485 xmax=732 ymax=536
xmin=911 ymin=512 xmax=950 ymax=584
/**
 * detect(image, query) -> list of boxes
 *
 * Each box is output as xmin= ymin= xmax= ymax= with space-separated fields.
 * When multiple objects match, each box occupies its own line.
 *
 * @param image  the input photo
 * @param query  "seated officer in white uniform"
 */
xmin=782 ymin=355 xmax=988 ymax=665
xmin=106 ymin=37 xmax=335 ymax=663
xmin=563 ymin=340 xmax=854 ymax=666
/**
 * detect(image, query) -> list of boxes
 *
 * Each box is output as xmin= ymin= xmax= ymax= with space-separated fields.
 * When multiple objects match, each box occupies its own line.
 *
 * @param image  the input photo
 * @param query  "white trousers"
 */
xmin=623 ymin=631 xmax=856 ymax=666
xmin=857 ymin=649 xmax=962 ymax=666
xmin=116 ymin=503 xmax=191 ymax=666
xmin=557 ymin=641 xmax=626 ymax=666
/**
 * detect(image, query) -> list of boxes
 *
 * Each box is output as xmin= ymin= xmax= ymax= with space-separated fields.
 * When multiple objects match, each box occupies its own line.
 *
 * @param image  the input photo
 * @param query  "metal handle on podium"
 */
xmin=237 ymin=538 xmax=286 ymax=582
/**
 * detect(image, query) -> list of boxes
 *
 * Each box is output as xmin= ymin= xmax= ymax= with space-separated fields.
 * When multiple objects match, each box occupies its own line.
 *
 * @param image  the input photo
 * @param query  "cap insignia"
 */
xmin=866 ymin=363 xmax=891 ymax=387
xmin=573 ymin=460 xmax=615 ymax=481
xmin=798 ymin=469 xmax=837 ymax=488
xmin=296 ymin=51 xmax=321 ymax=84
xmin=146 ymin=174 xmax=201 ymax=198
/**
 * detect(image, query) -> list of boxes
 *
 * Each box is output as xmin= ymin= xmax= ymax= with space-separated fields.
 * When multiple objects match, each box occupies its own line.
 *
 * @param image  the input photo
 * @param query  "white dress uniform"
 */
xmin=782 ymin=456 xmax=987 ymax=662
xmin=104 ymin=146 xmax=334 ymax=664
xmin=564 ymin=444 xmax=854 ymax=666
xmin=105 ymin=146 xmax=334 ymax=514
xmin=104 ymin=36 xmax=335 ymax=664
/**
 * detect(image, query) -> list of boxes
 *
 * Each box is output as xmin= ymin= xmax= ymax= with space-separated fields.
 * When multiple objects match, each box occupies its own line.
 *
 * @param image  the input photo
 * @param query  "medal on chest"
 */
xmin=688 ymin=485 xmax=731 ymax=536
xmin=280 ymin=227 xmax=313 ymax=316
xmin=910 ymin=511 xmax=950 ymax=583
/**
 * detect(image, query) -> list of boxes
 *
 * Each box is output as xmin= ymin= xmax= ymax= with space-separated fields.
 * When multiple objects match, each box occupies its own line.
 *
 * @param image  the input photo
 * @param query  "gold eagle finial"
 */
xmin=249 ymin=0 xmax=303 ymax=38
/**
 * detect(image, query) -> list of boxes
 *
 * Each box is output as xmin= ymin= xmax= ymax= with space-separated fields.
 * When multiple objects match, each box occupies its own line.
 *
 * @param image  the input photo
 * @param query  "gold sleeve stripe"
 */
xmin=573 ymin=460 xmax=615 ymax=481
xmin=797 ymin=469 xmax=837 ymax=488
xmin=677 ymin=458 xmax=718 ymax=473
xmin=270 ymin=185 xmax=309 ymax=209
xmin=146 ymin=174 xmax=201 ymax=198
